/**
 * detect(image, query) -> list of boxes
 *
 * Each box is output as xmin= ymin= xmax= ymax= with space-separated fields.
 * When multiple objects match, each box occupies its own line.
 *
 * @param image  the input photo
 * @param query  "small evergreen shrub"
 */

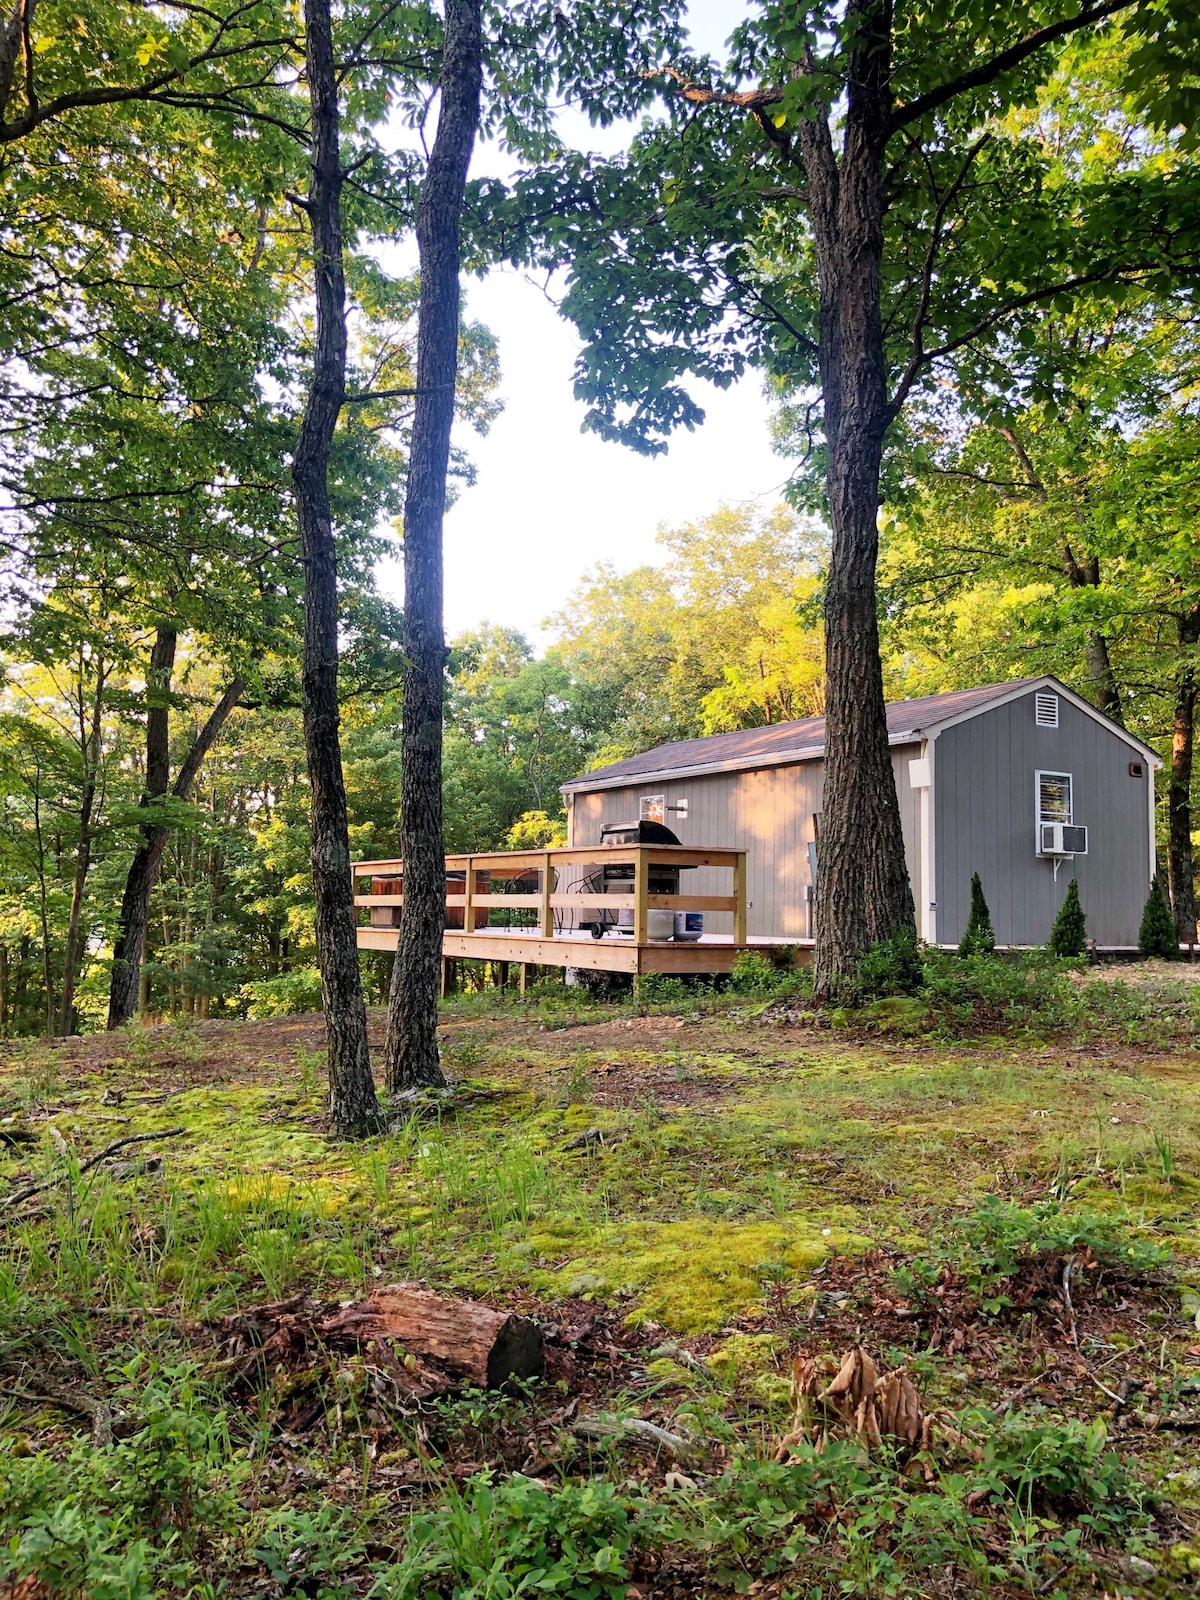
xmin=1049 ymin=879 xmax=1087 ymax=958
xmin=958 ymin=872 xmax=995 ymax=956
xmin=1138 ymin=877 xmax=1177 ymax=959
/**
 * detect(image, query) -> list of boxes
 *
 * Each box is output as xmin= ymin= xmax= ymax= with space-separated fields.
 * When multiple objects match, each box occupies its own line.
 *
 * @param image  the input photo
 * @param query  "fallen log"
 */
xmin=321 ymin=1284 xmax=544 ymax=1389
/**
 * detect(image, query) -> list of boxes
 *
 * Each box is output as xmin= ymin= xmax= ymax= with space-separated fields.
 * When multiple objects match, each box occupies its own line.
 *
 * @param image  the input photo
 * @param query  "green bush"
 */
xmin=1138 ymin=877 xmax=1177 ymax=959
xmin=958 ymin=872 xmax=995 ymax=956
xmin=239 ymin=967 xmax=324 ymax=1017
xmin=967 ymin=1412 xmax=1152 ymax=1543
xmin=383 ymin=1473 xmax=662 ymax=1599
xmin=729 ymin=950 xmax=812 ymax=1001
xmin=894 ymin=1197 xmax=1165 ymax=1318
xmin=0 ymin=1364 xmax=246 ymax=1599
xmin=1049 ymin=879 xmax=1087 ymax=958
xmin=855 ymin=929 xmax=924 ymax=1000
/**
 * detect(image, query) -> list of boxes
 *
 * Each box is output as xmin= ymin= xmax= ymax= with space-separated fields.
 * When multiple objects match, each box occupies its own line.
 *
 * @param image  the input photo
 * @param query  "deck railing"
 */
xmin=352 ymin=845 xmax=749 ymax=945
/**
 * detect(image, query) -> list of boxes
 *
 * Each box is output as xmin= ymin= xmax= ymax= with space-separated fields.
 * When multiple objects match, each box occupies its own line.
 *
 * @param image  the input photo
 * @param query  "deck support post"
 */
xmin=518 ymin=963 xmax=527 ymax=999
xmin=539 ymin=851 xmax=554 ymax=937
xmin=633 ymin=847 xmax=649 ymax=944
xmin=733 ymin=851 xmax=748 ymax=944
xmin=463 ymin=855 xmax=475 ymax=932
xmin=498 ymin=960 xmax=509 ymax=992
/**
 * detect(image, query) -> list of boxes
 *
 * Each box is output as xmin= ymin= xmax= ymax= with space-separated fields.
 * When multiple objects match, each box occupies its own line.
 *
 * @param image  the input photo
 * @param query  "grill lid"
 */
xmin=599 ymin=820 xmax=681 ymax=846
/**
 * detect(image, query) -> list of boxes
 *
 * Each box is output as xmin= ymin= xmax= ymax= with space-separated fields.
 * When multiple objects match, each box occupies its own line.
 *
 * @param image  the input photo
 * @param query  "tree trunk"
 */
xmin=60 ymin=659 xmax=107 ymax=1035
xmin=800 ymin=0 xmax=916 ymax=998
xmin=1061 ymin=545 xmax=1124 ymax=726
xmin=293 ymin=0 xmax=381 ymax=1135
xmin=1167 ymin=608 xmax=1200 ymax=945
xmin=1084 ymin=629 xmax=1123 ymax=725
xmin=108 ymin=627 xmax=176 ymax=1027
xmin=107 ymin=656 xmax=244 ymax=1029
xmin=382 ymin=0 xmax=482 ymax=1092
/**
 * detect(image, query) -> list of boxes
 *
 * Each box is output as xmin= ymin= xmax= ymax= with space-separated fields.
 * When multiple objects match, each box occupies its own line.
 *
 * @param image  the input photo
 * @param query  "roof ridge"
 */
xmin=563 ymin=679 xmax=1044 ymax=790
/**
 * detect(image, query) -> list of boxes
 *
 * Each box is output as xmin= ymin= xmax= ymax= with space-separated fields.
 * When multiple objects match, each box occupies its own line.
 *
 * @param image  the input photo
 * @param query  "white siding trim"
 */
xmin=1148 ymin=769 xmax=1158 ymax=887
xmin=921 ymin=735 xmax=937 ymax=944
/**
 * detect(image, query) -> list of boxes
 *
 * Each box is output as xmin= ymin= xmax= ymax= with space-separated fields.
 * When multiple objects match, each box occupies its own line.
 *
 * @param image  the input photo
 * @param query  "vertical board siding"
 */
xmin=934 ymin=691 xmax=1152 ymax=947
xmin=568 ymin=745 xmax=922 ymax=939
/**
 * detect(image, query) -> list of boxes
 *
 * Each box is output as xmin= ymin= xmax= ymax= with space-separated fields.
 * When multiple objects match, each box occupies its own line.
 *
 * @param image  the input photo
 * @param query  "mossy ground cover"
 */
xmin=1 ymin=967 xmax=1199 ymax=1598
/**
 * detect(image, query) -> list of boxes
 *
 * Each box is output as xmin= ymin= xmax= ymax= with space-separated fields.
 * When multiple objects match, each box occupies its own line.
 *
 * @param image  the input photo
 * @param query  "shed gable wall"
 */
xmin=933 ymin=690 xmax=1153 ymax=947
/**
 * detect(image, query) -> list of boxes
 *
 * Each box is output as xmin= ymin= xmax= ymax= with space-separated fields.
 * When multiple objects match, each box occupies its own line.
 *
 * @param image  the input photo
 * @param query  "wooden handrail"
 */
xmin=353 ymin=844 xmax=751 ymax=944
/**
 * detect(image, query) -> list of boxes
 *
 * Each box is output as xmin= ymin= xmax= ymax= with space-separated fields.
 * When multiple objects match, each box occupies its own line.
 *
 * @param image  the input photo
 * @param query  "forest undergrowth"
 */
xmin=1 ymin=962 xmax=1199 ymax=1599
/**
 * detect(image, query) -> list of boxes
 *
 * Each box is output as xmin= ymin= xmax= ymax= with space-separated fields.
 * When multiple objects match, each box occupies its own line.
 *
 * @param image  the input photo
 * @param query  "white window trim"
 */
xmin=639 ymin=794 xmax=666 ymax=824
xmin=1035 ymin=769 xmax=1073 ymax=853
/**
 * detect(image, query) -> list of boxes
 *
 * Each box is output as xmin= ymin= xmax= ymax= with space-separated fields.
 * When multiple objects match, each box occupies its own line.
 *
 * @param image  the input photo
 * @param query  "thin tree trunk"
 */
xmin=1061 ymin=545 xmax=1124 ymax=726
xmin=107 ymin=657 xmax=243 ymax=1029
xmin=1084 ymin=629 xmax=1123 ymax=724
xmin=800 ymin=0 xmax=916 ymax=998
xmin=108 ymin=627 xmax=176 ymax=1027
xmin=382 ymin=0 xmax=482 ymax=1092
xmin=293 ymin=0 xmax=380 ymax=1135
xmin=1167 ymin=608 xmax=1200 ymax=945
xmin=29 ymin=769 xmax=56 ymax=1037
xmin=61 ymin=657 xmax=107 ymax=1035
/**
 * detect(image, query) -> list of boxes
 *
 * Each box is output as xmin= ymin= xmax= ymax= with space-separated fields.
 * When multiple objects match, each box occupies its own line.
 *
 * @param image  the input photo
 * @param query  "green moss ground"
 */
xmin=2 ymin=977 xmax=1200 ymax=1597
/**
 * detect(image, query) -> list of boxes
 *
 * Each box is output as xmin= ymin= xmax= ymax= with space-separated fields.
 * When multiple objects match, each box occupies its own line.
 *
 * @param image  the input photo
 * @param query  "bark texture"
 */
xmin=323 ymin=1284 xmax=544 ymax=1388
xmin=293 ymin=0 xmax=381 ymax=1134
xmin=107 ymin=639 xmax=243 ymax=1029
xmin=60 ymin=657 xmax=107 ymax=1034
xmin=1167 ymin=606 xmax=1200 ymax=946
xmin=1062 ymin=545 xmax=1124 ymax=725
xmin=798 ymin=0 xmax=916 ymax=997
xmin=382 ymin=0 xmax=482 ymax=1092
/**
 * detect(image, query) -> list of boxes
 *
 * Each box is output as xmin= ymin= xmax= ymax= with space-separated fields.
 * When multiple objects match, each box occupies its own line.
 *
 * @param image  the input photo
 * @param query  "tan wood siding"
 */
xmin=568 ymin=745 xmax=922 ymax=939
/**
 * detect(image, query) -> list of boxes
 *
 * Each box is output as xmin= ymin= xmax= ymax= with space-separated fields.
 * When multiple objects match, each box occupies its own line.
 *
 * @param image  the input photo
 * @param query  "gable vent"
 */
xmin=1035 ymin=692 xmax=1059 ymax=728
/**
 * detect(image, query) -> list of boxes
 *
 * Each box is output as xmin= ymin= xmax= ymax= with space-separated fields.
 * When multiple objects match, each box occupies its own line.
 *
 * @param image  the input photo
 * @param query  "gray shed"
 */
xmin=561 ymin=677 xmax=1161 ymax=950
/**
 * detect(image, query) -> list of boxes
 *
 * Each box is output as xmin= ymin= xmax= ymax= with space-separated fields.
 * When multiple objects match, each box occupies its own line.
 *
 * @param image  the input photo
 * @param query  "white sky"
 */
xmin=373 ymin=1 xmax=794 ymax=646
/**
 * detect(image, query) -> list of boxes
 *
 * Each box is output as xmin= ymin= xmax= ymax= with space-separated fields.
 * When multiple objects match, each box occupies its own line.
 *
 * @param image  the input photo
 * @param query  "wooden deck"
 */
xmin=353 ymin=845 xmax=808 ymax=975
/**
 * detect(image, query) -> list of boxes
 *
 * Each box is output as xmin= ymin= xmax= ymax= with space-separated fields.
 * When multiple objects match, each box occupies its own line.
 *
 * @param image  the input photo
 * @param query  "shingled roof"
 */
xmin=561 ymin=680 xmax=1044 ymax=791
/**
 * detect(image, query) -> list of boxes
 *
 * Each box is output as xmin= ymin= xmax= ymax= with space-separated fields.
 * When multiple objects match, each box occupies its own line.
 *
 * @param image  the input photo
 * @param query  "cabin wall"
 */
xmin=933 ymin=689 xmax=1153 ymax=948
xmin=567 ymin=744 xmax=922 ymax=939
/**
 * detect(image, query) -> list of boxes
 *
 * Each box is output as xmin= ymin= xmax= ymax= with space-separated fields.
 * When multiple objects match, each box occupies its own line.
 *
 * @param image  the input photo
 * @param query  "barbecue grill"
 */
xmin=577 ymin=820 xmax=697 ymax=939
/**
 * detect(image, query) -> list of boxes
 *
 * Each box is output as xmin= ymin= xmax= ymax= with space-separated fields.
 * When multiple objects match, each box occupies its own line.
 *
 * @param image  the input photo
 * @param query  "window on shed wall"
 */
xmin=639 ymin=795 xmax=665 ymax=824
xmin=1035 ymin=691 xmax=1059 ymax=727
xmin=1036 ymin=771 xmax=1073 ymax=825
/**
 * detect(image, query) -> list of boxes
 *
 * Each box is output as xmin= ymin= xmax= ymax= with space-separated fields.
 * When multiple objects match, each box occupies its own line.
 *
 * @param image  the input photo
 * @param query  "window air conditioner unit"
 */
xmin=1040 ymin=822 xmax=1087 ymax=856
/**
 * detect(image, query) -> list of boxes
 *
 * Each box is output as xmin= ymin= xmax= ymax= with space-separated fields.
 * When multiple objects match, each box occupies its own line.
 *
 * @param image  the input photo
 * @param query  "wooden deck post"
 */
xmin=539 ymin=850 xmax=554 ymax=937
xmin=498 ymin=960 xmax=509 ymax=992
xmin=463 ymin=855 xmax=474 ymax=932
xmin=633 ymin=847 xmax=649 ymax=944
xmin=733 ymin=851 xmax=748 ymax=945
xmin=518 ymin=963 xmax=527 ymax=999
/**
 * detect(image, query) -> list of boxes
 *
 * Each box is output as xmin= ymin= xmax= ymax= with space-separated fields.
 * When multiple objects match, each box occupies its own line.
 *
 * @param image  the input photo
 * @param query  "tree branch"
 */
xmin=892 ymin=0 xmax=1139 ymax=130
xmin=887 ymin=130 xmax=993 ymax=417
